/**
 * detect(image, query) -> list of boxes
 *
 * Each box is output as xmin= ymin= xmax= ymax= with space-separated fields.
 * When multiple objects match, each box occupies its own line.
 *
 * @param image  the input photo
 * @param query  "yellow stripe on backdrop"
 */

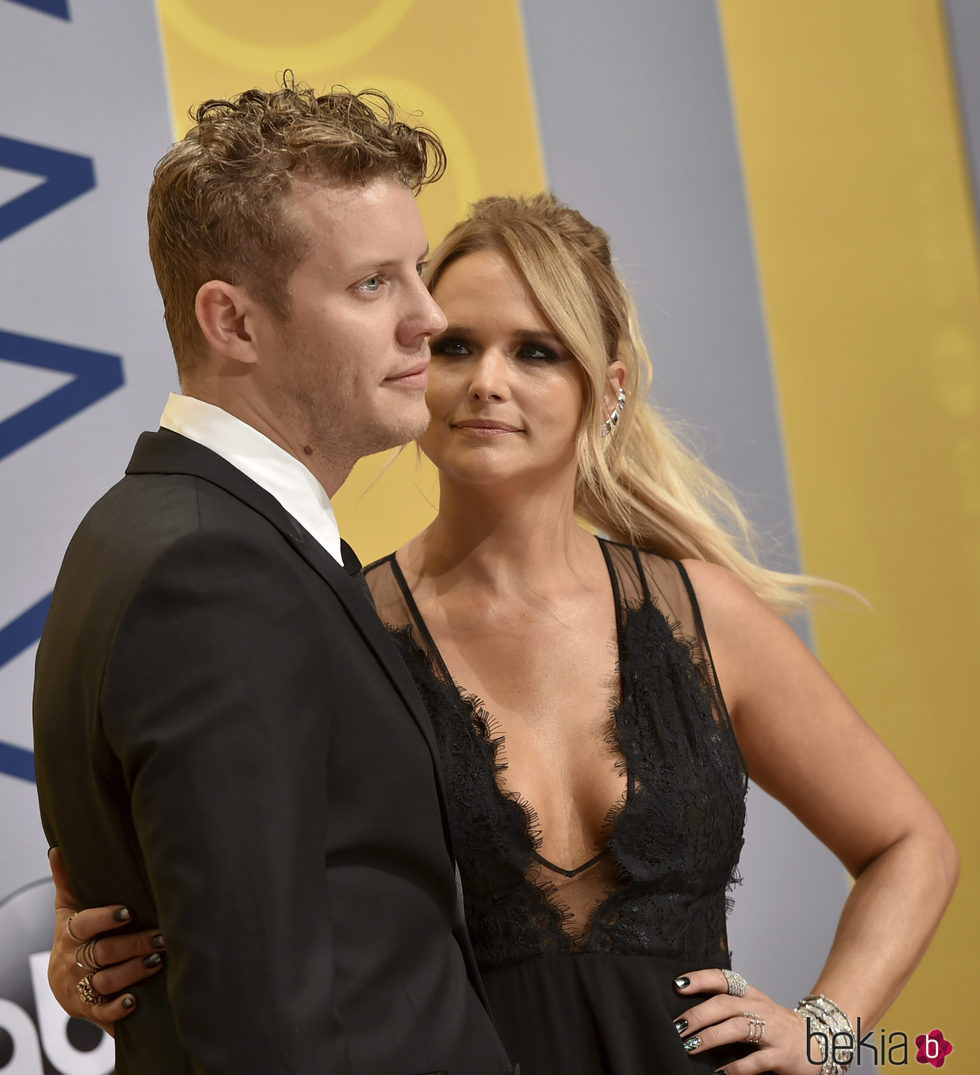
xmin=154 ymin=0 xmax=546 ymax=561
xmin=719 ymin=0 xmax=978 ymax=1054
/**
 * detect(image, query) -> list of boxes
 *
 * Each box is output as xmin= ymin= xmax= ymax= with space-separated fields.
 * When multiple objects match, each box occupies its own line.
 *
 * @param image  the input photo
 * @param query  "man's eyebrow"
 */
xmin=348 ymin=246 xmax=430 ymax=275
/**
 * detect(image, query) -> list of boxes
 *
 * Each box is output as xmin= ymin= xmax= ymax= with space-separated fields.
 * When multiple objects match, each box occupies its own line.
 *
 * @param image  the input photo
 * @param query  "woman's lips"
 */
xmin=452 ymin=420 xmax=522 ymax=437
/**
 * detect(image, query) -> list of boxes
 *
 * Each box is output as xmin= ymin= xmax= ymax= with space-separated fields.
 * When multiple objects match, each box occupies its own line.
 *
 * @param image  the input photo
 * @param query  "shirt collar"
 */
xmin=159 ymin=393 xmax=342 ymax=565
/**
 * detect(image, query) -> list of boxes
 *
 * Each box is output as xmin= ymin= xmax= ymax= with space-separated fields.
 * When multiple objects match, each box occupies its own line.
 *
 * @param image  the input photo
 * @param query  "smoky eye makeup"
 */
xmin=430 ymin=335 xmax=472 ymax=357
xmin=428 ymin=327 xmax=569 ymax=363
xmin=515 ymin=341 xmax=565 ymax=363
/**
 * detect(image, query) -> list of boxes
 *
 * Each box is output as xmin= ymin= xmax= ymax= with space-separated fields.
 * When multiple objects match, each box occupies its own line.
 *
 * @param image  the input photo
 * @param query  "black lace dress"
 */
xmin=366 ymin=540 xmax=749 ymax=1074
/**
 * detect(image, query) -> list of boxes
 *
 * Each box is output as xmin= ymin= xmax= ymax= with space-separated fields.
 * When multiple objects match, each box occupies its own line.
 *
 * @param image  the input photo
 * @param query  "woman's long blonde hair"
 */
xmin=424 ymin=193 xmax=818 ymax=613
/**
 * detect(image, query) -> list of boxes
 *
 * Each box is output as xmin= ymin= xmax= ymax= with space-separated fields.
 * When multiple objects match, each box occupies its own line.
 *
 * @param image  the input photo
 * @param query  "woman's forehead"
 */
xmin=432 ymin=250 xmax=552 ymax=330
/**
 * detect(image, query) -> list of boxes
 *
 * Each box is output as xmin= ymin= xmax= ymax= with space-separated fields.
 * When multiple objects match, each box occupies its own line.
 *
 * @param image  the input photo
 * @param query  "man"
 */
xmin=33 ymin=82 xmax=513 ymax=1074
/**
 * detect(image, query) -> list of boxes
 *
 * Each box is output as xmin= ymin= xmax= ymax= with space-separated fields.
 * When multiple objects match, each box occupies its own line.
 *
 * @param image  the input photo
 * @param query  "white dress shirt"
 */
xmin=159 ymin=393 xmax=343 ymax=565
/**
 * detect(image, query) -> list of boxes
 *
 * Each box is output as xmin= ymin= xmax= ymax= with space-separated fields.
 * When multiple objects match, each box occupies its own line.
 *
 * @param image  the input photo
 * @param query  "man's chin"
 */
xmin=363 ymin=409 xmax=431 ymax=456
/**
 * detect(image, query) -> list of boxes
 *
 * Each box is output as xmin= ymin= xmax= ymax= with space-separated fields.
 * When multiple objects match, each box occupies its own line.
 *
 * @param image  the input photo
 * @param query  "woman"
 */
xmin=48 ymin=194 xmax=957 ymax=1074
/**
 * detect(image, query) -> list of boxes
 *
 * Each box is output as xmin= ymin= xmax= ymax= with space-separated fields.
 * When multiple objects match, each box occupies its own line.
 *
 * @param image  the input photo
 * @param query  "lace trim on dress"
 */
xmin=369 ymin=540 xmax=747 ymax=972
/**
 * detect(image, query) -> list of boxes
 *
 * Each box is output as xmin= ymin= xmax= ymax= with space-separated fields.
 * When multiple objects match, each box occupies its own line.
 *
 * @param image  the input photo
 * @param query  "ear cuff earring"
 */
xmin=601 ymin=388 xmax=627 ymax=437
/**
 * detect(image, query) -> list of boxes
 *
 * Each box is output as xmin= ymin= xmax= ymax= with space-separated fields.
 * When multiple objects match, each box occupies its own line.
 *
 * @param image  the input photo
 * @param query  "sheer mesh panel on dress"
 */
xmin=365 ymin=540 xmax=746 ymax=971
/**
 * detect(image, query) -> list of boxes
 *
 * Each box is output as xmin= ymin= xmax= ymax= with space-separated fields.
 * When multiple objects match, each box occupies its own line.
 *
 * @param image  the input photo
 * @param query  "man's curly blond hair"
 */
xmin=148 ymin=77 xmax=446 ymax=374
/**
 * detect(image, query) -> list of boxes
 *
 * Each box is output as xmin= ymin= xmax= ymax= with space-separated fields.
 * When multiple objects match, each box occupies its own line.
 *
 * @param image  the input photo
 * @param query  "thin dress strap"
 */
xmin=384 ymin=554 xmax=456 ymax=684
xmin=629 ymin=544 xmax=654 ymax=604
xmin=673 ymin=559 xmax=747 ymax=777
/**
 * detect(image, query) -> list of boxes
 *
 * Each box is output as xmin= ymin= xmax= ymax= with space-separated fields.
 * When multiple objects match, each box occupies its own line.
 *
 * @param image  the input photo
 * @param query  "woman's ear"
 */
xmin=603 ymin=361 xmax=628 ymax=412
xmin=194 ymin=281 xmax=259 ymax=365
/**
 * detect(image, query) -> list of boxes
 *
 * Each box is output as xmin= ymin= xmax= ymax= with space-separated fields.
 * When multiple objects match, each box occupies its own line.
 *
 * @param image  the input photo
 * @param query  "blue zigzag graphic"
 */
xmin=2 ymin=0 xmax=70 ymax=20
xmin=0 ymin=593 xmax=51 ymax=670
xmin=0 ymin=329 xmax=124 ymax=461
xmin=0 ymin=597 xmax=48 ymax=782
xmin=0 ymin=132 xmax=118 ymax=780
xmin=0 ymin=333 xmax=123 ymax=779
xmin=0 ymin=741 xmax=34 ymax=781
xmin=0 ymin=134 xmax=93 ymax=242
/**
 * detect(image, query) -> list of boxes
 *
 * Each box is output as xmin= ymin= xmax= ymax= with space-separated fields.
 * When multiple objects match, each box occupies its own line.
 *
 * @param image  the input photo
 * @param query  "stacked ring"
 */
xmin=65 ymin=914 xmax=83 ymax=943
xmin=75 ymin=940 xmax=103 ymax=972
xmin=744 ymin=1013 xmax=766 ymax=1045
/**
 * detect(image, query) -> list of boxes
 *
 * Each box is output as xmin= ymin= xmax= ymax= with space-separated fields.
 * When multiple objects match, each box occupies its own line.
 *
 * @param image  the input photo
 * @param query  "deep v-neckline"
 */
xmin=387 ymin=537 xmax=630 ymax=878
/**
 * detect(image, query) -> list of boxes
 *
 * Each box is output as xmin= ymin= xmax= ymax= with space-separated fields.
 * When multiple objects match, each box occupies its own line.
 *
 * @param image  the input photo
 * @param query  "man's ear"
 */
xmin=195 ymin=281 xmax=259 ymax=365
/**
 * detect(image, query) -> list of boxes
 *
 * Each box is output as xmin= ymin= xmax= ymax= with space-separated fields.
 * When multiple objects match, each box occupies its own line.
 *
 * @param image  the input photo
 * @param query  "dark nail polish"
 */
xmin=673 ymin=1018 xmax=688 ymax=1034
xmin=113 ymin=907 xmax=131 ymax=923
xmin=142 ymin=952 xmax=162 ymax=968
xmin=682 ymin=1035 xmax=702 ymax=1053
xmin=151 ymin=933 xmax=166 ymax=949
xmin=122 ymin=995 xmax=136 ymax=1010
xmin=716 ymin=1070 xmax=728 ymax=1074
xmin=673 ymin=975 xmax=690 ymax=990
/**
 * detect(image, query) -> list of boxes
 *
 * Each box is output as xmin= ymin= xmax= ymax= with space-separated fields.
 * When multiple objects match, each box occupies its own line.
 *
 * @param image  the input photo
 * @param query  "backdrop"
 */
xmin=1 ymin=1 xmax=975 ymax=1071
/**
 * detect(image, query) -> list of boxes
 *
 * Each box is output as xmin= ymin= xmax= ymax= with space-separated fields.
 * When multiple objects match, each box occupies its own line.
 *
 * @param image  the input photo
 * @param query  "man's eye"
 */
xmin=417 ymin=260 xmax=429 ymax=277
xmin=358 ymin=276 xmax=382 ymax=292
xmin=431 ymin=337 xmax=470 ymax=357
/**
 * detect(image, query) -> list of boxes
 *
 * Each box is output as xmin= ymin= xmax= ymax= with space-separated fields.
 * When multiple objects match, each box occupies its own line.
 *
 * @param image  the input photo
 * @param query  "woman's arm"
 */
xmin=673 ymin=560 xmax=957 ymax=1074
xmin=47 ymin=847 xmax=165 ymax=1034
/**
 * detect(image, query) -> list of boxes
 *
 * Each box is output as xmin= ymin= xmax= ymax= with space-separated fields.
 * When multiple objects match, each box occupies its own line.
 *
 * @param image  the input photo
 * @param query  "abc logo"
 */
xmin=0 ymin=879 xmax=113 ymax=1074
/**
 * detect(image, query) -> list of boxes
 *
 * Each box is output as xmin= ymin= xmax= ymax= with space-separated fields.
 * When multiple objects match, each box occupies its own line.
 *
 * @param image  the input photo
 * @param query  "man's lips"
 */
xmin=385 ymin=361 xmax=429 ymax=388
xmin=452 ymin=419 xmax=522 ymax=437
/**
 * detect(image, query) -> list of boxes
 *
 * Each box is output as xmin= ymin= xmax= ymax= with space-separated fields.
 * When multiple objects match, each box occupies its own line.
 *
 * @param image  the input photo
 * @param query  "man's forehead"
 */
xmin=288 ymin=174 xmax=366 ymax=205
xmin=286 ymin=174 xmax=410 ymax=213
xmin=283 ymin=175 xmax=427 ymax=271
xmin=288 ymin=176 xmax=419 ymax=230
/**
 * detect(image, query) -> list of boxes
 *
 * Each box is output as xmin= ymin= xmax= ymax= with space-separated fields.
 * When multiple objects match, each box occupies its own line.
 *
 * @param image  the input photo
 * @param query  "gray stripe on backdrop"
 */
xmin=516 ymin=0 xmax=852 ymax=1019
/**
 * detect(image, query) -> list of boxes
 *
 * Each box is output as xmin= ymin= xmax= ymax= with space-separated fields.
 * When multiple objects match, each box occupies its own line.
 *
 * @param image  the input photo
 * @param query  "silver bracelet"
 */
xmin=795 ymin=993 xmax=854 ymax=1075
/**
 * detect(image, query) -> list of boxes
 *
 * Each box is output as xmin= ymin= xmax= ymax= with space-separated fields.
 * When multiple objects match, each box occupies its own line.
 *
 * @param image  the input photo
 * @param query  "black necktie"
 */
xmin=340 ymin=539 xmax=375 ymax=607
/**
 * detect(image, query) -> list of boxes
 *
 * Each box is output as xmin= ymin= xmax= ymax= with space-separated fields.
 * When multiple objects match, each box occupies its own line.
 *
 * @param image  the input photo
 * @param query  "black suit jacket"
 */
xmin=34 ymin=429 xmax=512 ymax=1074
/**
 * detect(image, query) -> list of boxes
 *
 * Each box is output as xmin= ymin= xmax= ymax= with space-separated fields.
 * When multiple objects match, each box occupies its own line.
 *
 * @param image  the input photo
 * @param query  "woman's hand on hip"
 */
xmin=673 ymin=968 xmax=815 ymax=1075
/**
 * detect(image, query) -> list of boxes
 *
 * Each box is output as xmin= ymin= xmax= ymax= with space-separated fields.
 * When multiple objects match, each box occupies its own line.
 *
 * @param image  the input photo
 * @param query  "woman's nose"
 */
xmin=467 ymin=350 xmax=511 ymax=401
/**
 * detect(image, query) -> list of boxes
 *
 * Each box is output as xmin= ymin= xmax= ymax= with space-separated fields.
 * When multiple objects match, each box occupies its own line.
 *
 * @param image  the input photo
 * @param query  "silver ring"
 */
xmin=743 ymin=1013 xmax=766 ymax=1045
xmin=66 ymin=914 xmax=84 ymax=943
xmin=75 ymin=939 xmax=103 ymax=972
xmin=722 ymin=968 xmax=749 ymax=997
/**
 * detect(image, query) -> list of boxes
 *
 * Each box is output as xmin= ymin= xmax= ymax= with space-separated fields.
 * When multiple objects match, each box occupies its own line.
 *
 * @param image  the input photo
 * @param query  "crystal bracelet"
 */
xmin=795 ymin=993 xmax=854 ymax=1075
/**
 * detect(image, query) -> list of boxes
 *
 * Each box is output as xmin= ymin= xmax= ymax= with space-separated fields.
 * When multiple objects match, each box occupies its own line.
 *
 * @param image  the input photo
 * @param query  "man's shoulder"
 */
xmin=78 ymin=463 xmax=227 ymax=547
xmin=78 ymin=429 xmax=281 ymax=540
xmin=59 ymin=454 xmax=288 ymax=600
xmin=53 ymin=428 xmax=349 ymax=622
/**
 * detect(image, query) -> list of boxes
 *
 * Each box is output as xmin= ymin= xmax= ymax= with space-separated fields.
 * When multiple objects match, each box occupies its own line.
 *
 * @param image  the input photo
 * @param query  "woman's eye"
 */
xmin=357 ymin=276 xmax=382 ymax=292
xmin=417 ymin=260 xmax=429 ymax=278
xmin=430 ymin=337 xmax=471 ymax=357
xmin=518 ymin=343 xmax=561 ymax=362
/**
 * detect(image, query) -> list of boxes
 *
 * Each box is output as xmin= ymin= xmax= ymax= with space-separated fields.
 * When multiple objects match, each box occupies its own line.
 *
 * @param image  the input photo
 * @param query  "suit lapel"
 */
xmin=281 ymin=527 xmax=449 ymax=785
xmin=125 ymin=430 xmax=449 ymax=801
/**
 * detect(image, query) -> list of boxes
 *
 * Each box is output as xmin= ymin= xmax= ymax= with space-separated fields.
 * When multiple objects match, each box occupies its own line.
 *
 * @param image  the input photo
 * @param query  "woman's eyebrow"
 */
xmin=512 ymin=329 xmax=562 ymax=343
